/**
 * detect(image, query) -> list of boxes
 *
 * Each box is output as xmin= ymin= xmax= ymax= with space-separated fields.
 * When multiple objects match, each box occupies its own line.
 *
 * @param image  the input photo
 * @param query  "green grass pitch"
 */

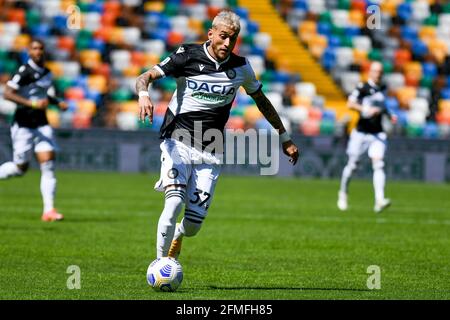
xmin=0 ymin=170 xmax=449 ymax=299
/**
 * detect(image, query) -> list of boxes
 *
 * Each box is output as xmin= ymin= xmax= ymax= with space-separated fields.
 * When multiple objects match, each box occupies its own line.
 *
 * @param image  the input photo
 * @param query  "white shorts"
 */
xmin=346 ymin=129 xmax=387 ymax=160
xmin=154 ymin=139 xmax=221 ymax=220
xmin=11 ymin=124 xmax=57 ymax=165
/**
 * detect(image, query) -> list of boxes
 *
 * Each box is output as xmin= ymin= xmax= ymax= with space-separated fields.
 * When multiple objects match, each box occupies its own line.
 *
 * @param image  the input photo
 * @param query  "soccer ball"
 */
xmin=146 ymin=257 xmax=183 ymax=292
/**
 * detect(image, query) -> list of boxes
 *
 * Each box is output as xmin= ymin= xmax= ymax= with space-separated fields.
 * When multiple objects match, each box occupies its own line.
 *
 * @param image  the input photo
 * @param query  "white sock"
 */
xmin=40 ymin=161 xmax=57 ymax=213
xmin=339 ymin=158 xmax=357 ymax=194
xmin=173 ymin=222 xmax=184 ymax=241
xmin=173 ymin=217 xmax=203 ymax=240
xmin=156 ymin=189 xmax=185 ymax=258
xmin=0 ymin=162 xmax=23 ymax=179
xmin=373 ymin=168 xmax=386 ymax=202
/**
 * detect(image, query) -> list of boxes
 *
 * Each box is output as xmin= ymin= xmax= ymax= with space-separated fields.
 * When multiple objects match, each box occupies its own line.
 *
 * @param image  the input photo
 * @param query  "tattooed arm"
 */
xmin=135 ymin=67 xmax=163 ymax=123
xmin=250 ymin=89 xmax=300 ymax=165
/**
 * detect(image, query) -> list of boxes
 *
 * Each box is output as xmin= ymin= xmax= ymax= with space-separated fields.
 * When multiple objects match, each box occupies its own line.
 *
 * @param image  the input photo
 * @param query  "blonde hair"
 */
xmin=212 ymin=10 xmax=241 ymax=33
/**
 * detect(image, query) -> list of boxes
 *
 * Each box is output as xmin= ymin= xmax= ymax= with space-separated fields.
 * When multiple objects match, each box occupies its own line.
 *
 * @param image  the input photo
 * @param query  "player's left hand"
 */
xmin=282 ymin=140 xmax=299 ymax=165
xmin=59 ymin=101 xmax=68 ymax=111
xmin=391 ymin=114 xmax=398 ymax=124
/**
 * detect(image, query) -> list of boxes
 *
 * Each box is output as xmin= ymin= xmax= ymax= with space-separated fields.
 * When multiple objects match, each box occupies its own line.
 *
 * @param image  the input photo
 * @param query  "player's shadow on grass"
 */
xmin=207 ymin=285 xmax=371 ymax=292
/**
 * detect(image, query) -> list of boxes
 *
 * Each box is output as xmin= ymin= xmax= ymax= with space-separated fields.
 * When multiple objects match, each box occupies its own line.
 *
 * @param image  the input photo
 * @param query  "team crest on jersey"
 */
xmin=225 ymin=69 xmax=236 ymax=79
xmin=167 ymin=168 xmax=179 ymax=179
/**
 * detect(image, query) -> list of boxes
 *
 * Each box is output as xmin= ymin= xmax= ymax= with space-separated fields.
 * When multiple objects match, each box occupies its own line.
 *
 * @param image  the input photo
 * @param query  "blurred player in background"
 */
xmin=337 ymin=61 xmax=397 ymax=213
xmin=0 ymin=39 xmax=67 ymax=221
xmin=136 ymin=10 xmax=299 ymax=260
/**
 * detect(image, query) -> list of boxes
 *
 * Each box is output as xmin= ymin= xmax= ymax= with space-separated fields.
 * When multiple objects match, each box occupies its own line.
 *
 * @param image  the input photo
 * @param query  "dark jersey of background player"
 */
xmin=348 ymin=80 xmax=388 ymax=134
xmin=7 ymin=59 xmax=62 ymax=129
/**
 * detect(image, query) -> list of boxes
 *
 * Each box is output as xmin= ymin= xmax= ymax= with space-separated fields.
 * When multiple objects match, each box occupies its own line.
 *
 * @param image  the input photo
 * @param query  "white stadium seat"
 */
xmin=123 ymin=27 xmax=141 ymax=46
xmin=409 ymin=97 xmax=430 ymax=116
xmin=340 ymin=72 xmax=361 ymax=95
xmin=83 ymin=12 xmax=101 ymax=32
xmin=335 ymin=47 xmax=354 ymax=68
xmin=295 ymin=82 xmax=316 ymax=99
xmin=140 ymin=39 xmax=166 ymax=57
xmin=117 ymin=112 xmax=138 ymax=131
xmin=285 ymin=106 xmax=309 ymax=124
xmin=352 ymin=36 xmax=372 ymax=52
xmin=111 ymin=50 xmax=131 ymax=71
xmin=62 ymin=62 xmax=81 ymax=78
xmin=384 ymin=73 xmax=405 ymax=91
xmin=253 ymin=32 xmax=272 ymax=50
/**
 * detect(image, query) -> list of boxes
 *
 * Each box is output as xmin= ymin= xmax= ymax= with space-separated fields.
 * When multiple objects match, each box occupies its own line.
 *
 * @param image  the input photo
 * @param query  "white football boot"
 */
xmin=337 ymin=191 xmax=348 ymax=211
xmin=374 ymin=198 xmax=391 ymax=213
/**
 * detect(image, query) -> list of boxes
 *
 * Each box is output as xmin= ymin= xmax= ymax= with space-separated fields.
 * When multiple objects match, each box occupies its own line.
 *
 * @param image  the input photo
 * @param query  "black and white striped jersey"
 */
xmin=6 ymin=59 xmax=55 ymax=129
xmin=154 ymin=41 xmax=262 ymax=148
xmin=348 ymin=80 xmax=387 ymax=134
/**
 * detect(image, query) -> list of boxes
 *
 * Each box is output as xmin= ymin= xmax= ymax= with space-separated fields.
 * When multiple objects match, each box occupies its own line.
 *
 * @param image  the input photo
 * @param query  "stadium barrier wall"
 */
xmin=0 ymin=127 xmax=449 ymax=182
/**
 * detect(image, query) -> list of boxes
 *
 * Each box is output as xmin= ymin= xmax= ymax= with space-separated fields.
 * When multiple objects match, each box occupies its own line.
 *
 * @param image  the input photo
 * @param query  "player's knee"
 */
xmin=40 ymin=160 xmax=55 ymax=173
xmin=372 ymin=159 xmax=384 ymax=170
xmin=346 ymin=157 xmax=359 ymax=171
xmin=182 ymin=218 xmax=202 ymax=237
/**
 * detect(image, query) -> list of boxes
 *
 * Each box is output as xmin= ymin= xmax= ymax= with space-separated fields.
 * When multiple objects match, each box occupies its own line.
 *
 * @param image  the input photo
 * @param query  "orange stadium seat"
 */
xmin=65 ymin=87 xmax=85 ymax=100
xmin=122 ymin=65 xmax=141 ymax=77
xmin=131 ymin=51 xmax=146 ymax=67
xmin=380 ymin=0 xmax=402 ymax=16
xmin=308 ymin=107 xmax=322 ymax=121
xmin=13 ymin=34 xmax=30 ymax=50
xmin=144 ymin=1 xmax=164 ymax=12
xmin=439 ymin=100 xmax=450 ymax=112
xmin=427 ymin=39 xmax=448 ymax=64
xmin=244 ymin=106 xmax=263 ymax=125
xmin=308 ymin=34 xmax=328 ymax=58
xmin=226 ymin=116 xmax=245 ymax=130
xmin=80 ymin=50 xmax=102 ymax=69
xmin=87 ymin=75 xmax=107 ymax=94
xmin=46 ymin=109 xmax=60 ymax=128
xmin=349 ymin=10 xmax=365 ymax=27
xmin=7 ymin=9 xmax=26 ymax=26
xmin=396 ymin=86 xmax=417 ymax=109
xmin=58 ymin=36 xmax=75 ymax=52
xmin=301 ymin=119 xmax=320 ymax=136
xmin=154 ymin=102 xmax=169 ymax=116
xmin=353 ymin=49 xmax=368 ymax=65
xmin=207 ymin=7 xmax=222 ymax=20
xmin=419 ymin=26 xmax=436 ymax=42
xmin=46 ymin=61 xmax=64 ymax=78
xmin=101 ymin=12 xmax=118 ymax=27
xmin=94 ymin=26 xmax=113 ymax=42
xmin=92 ymin=63 xmax=111 ymax=78
xmin=77 ymin=99 xmax=96 ymax=116
xmin=394 ymin=49 xmax=412 ymax=68
xmin=103 ymin=1 xmax=121 ymax=15
xmin=351 ymin=0 xmax=366 ymax=12
xmin=298 ymin=21 xmax=317 ymax=43
xmin=72 ymin=112 xmax=92 ymax=129
xmin=167 ymin=31 xmax=184 ymax=47
xmin=436 ymin=109 xmax=450 ymax=125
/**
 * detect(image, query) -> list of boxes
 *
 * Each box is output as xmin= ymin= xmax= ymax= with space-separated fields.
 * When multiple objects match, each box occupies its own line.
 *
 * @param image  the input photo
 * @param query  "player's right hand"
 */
xmin=138 ymin=96 xmax=153 ymax=123
xmin=282 ymin=140 xmax=299 ymax=165
xmin=31 ymin=99 xmax=49 ymax=109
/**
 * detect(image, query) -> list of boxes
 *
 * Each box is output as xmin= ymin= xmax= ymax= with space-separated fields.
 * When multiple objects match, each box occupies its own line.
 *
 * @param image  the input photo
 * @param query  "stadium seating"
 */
xmin=273 ymin=0 xmax=450 ymax=138
xmin=0 ymin=0 xmax=448 ymax=139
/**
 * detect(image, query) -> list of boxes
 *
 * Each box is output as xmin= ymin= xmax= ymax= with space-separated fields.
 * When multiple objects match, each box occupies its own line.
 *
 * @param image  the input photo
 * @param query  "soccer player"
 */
xmin=337 ymin=61 xmax=397 ymax=213
xmin=0 ymin=39 xmax=67 ymax=221
xmin=136 ymin=10 xmax=299 ymax=259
